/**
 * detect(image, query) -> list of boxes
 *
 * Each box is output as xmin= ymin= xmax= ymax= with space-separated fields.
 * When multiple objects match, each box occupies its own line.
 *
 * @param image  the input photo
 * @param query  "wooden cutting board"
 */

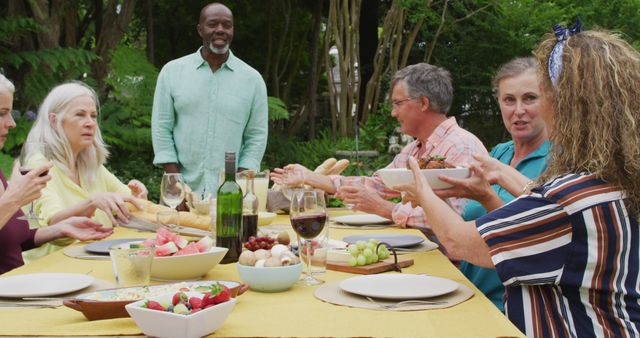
xmin=327 ymin=257 xmax=414 ymax=274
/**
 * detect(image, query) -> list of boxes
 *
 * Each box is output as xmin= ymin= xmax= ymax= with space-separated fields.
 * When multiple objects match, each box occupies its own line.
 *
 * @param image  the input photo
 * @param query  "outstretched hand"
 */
xmin=470 ymin=153 xmax=504 ymax=185
xmin=55 ymin=216 xmax=113 ymax=241
xmin=270 ymin=164 xmax=310 ymax=186
xmin=434 ymin=162 xmax=494 ymax=200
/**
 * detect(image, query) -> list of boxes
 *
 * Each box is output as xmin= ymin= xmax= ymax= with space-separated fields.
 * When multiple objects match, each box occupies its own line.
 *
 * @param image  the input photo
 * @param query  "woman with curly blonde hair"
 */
xmin=396 ymin=23 xmax=640 ymax=336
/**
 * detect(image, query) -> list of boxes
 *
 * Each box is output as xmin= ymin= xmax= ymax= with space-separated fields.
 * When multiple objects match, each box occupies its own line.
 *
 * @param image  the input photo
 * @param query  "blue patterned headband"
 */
xmin=548 ymin=18 xmax=583 ymax=86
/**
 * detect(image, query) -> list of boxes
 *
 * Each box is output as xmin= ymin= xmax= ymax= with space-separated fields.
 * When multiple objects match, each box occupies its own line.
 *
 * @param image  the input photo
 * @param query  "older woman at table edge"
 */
xmin=432 ymin=57 xmax=550 ymax=312
xmin=395 ymin=26 xmax=640 ymax=337
xmin=22 ymin=81 xmax=146 ymax=262
xmin=271 ymin=63 xmax=487 ymax=231
xmin=0 ymin=74 xmax=112 ymax=274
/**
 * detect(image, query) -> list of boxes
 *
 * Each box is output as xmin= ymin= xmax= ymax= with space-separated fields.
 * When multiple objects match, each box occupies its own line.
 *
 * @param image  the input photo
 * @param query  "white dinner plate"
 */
xmin=84 ymin=238 xmax=146 ymax=254
xmin=333 ymin=214 xmax=393 ymax=226
xmin=0 ymin=273 xmax=95 ymax=298
xmin=342 ymin=234 xmax=424 ymax=248
xmin=339 ymin=274 xmax=458 ymax=300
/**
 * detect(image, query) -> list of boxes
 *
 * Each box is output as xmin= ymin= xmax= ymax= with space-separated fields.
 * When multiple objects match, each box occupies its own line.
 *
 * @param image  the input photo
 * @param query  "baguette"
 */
xmin=314 ymin=158 xmax=337 ymax=175
xmin=127 ymin=199 xmax=173 ymax=214
xmin=129 ymin=208 xmax=212 ymax=231
xmin=177 ymin=211 xmax=212 ymax=230
xmin=328 ymin=159 xmax=350 ymax=175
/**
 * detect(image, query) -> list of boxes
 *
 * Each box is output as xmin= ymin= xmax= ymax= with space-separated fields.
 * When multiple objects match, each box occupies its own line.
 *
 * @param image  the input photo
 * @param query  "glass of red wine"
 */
xmin=290 ymin=188 xmax=327 ymax=286
xmin=17 ymin=142 xmax=51 ymax=222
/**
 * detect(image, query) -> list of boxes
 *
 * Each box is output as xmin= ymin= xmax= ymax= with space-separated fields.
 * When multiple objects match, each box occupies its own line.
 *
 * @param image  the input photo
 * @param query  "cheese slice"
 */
xmin=327 ymin=248 xmax=352 ymax=263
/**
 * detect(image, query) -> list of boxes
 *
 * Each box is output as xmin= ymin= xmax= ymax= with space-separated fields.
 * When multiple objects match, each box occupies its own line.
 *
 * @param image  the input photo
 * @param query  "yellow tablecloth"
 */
xmin=0 ymin=212 xmax=524 ymax=337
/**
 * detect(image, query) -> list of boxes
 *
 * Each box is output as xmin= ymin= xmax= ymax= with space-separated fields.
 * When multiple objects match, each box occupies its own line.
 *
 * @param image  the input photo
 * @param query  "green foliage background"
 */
xmin=1 ymin=0 xmax=640 ymax=202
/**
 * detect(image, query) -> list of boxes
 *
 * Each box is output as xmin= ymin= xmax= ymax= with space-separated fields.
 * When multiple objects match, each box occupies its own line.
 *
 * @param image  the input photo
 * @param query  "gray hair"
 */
xmin=492 ymin=57 xmax=538 ymax=95
xmin=0 ymin=73 xmax=15 ymax=95
xmin=26 ymin=81 xmax=109 ymax=187
xmin=391 ymin=63 xmax=453 ymax=114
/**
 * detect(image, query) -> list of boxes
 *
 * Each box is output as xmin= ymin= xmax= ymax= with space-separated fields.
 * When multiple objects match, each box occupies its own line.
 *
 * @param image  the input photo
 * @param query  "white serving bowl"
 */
xmin=152 ymin=247 xmax=228 ymax=280
xmin=125 ymin=291 xmax=236 ymax=338
xmin=376 ymin=167 xmax=470 ymax=190
xmin=236 ymin=262 xmax=302 ymax=292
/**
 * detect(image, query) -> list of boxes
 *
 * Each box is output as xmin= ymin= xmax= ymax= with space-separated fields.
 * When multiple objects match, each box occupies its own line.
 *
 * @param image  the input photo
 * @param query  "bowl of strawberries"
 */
xmin=125 ymin=283 xmax=236 ymax=338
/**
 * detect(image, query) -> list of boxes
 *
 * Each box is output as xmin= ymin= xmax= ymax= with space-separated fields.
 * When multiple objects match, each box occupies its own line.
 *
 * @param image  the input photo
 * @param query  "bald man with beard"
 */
xmin=152 ymin=3 xmax=268 ymax=196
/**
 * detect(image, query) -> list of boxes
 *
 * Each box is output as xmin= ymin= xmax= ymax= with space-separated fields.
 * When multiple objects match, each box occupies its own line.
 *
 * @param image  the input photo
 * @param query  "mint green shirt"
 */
xmin=152 ymin=49 xmax=268 ymax=193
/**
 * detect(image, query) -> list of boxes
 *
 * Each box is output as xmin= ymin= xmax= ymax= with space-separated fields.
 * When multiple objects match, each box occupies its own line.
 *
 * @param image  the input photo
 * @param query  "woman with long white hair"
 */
xmin=0 ymin=75 xmax=112 ymax=273
xmin=23 ymin=81 xmax=146 ymax=260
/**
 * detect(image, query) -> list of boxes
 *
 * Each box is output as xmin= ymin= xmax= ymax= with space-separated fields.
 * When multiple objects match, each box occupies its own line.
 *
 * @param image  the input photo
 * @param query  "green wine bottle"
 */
xmin=217 ymin=152 xmax=243 ymax=264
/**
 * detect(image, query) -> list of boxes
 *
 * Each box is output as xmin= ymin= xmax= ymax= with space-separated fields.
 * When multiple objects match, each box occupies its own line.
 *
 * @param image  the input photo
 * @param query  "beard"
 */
xmin=209 ymin=41 xmax=229 ymax=55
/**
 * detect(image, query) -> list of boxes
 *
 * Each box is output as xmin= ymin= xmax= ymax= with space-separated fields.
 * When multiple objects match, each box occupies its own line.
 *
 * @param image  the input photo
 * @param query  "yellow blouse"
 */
xmin=23 ymin=164 xmax=130 ymax=262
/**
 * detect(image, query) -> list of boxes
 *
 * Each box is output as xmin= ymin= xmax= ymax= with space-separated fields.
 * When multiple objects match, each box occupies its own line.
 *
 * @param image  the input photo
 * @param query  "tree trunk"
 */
xmin=287 ymin=0 xmax=325 ymax=138
xmin=269 ymin=0 xmax=291 ymax=99
xmin=361 ymin=0 xmax=403 ymax=122
xmin=358 ymin=0 xmax=378 ymax=124
xmin=63 ymin=0 xmax=80 ymax=48
xmin=26 ymin=0 xmax=65 ymax=48
xmin=326 ymin=0 xmax=360 ymax=137
xmin=145 ymin=0 xmax=155 ymax=64
xmin=92 ymin=0 xmax=137 ymax=94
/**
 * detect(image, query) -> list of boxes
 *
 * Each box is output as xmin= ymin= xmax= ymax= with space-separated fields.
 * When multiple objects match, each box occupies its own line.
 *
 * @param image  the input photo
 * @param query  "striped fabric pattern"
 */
xmin=477 ymin=173 xmax=640 ymax=337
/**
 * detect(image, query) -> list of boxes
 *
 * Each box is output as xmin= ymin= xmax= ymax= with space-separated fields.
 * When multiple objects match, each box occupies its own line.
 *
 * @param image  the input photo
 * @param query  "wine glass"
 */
xmin=290 ymin=189 xmax=327 ymax=286
xmin=17 ymin=142 xmax=51 ymax=221
xmin=282 ymin=167 xmax=305 ymax=199
xmin=160 ymin=173 xmax=185 ymax=210
xmin=338 ymin=176 xmax=365 ymax=209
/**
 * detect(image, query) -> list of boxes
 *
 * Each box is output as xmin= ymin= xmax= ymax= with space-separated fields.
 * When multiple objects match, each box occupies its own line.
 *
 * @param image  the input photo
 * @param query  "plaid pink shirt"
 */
xmin=330 ymin=117 xmax=488 ymax=228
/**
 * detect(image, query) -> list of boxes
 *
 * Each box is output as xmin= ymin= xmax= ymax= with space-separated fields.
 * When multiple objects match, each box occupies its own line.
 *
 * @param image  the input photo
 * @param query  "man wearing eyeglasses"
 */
xmin=363 ymin=63 xmax=488 ymax=229
xmin=274 ymin=63 xmax=487 ymax=232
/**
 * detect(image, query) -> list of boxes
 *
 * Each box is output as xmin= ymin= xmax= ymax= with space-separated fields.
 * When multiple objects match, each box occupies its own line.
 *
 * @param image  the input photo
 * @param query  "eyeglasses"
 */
xmin=391 ymin=98 xmax=413 ymax=109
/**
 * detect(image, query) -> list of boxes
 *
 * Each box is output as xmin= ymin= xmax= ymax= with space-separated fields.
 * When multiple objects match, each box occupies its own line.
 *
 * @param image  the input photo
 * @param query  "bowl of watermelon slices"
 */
xmin=130 ymin=228 xmax=228 ymax=280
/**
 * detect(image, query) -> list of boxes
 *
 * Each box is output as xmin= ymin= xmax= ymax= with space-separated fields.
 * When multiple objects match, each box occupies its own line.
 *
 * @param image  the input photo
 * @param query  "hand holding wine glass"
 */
xmin=290 ymin=189 xmax=327 ymax=286
xmin=5 ymin=162 xmax=51 ymax=212
xmin=17 ymin=142 xmax=51 ymax=221
xmin=281 ymin=166 xmax=306 ymax=199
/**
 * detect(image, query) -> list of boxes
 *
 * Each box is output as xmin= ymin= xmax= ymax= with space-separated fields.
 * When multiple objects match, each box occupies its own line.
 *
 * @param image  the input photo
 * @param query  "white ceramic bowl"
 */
xmin=258 ymin=211 xmax=277 ymax=226
xmin=152 ymin=247 xmax=228 ymax=280
xmin=376 ymin=167 xmax=470 ymax=190
xmin=125 ymin=291 xmax=236 ymax=338
xmin=236 ymin=262 xmax=302 ymax=292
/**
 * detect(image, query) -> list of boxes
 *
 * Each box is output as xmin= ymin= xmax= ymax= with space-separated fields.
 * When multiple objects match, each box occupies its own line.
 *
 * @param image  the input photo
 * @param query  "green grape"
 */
xmin=346 ymin=240 xmax=391 ymax=266
xmin=363 ymin=248 xmax=373 ymax=258
xmin=348 ymin=245 xmax=359 ymax=256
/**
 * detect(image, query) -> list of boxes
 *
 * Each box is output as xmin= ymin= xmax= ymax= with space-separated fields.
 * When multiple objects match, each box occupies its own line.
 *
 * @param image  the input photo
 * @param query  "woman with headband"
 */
xmin=396 ymin=21 xmax=640 ymax=336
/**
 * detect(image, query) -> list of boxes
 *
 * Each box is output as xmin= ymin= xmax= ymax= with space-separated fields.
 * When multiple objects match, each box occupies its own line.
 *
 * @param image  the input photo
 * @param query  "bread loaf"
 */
xmin=177 ymin=212 xmax=212 ymax=230
xmin=128 ymin=200 xmax=211 ymax=230
xmin=314 ymin=158 xmax=337 ymax=175
xmin=328 ymin=159 xmax=350 ymax=175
